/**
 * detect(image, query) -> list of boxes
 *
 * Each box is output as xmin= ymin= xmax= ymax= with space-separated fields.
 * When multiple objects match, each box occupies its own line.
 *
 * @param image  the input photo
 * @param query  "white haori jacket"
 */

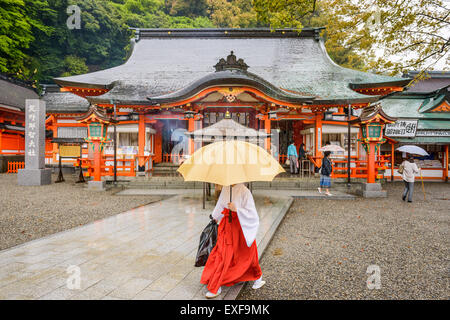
xmin=212 ymin=183 xmax=259 ymax=247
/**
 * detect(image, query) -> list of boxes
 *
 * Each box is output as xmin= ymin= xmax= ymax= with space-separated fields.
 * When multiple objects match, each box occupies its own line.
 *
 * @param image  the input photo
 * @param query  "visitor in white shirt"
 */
xmin=401 ymin=155 xmax=420 ymax=203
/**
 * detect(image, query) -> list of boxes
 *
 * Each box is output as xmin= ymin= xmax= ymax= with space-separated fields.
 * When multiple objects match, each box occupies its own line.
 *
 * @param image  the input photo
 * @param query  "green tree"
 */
xmin=252 ymin=0 xmax=450 ymax=74
xmin=207 ymin=0 xmax=260 ymax=28
xmin=165 ymin=0 xmax=208 ymax=17
xmin=60 ymin=55 xmax=89 ymax=77
xmin=0 ymin=0 xmax=53 ymax=80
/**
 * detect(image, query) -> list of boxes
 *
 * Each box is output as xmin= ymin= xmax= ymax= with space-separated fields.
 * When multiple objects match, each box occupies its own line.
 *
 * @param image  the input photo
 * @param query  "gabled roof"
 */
xmin=350 ymin=103 xmax=396 ymax=124
xmin=75 ymin=105 xmax=117 ymax=123
xmin=0 ymin=74 xmax=38 ymax=110
xmin=381 ymin=85 xmax=450 ymax=120
xmin=41 ymin=85 xmax=90 ymax=113
xmin=403 ymin=70 xmax=450 ymax=93
xmin=54 ymin=28 xmax=407 ymax=106
xmin=418 ymin=85 xmax=450 ymax=113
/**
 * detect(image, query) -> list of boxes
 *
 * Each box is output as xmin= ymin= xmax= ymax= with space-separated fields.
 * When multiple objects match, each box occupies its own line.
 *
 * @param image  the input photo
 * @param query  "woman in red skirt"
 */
xmin=200 ymin=183 xmax=265 ymax=299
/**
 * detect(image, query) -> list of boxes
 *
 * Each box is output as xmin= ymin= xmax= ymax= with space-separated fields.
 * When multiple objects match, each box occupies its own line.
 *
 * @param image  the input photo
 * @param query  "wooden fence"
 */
xmin=7 ymin=161 xmax=25 ymax=173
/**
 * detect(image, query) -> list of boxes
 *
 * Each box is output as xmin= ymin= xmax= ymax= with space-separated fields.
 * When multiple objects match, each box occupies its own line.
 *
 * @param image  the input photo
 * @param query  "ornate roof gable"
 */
xmin=214 ymin=51 xmax=249 ymax=72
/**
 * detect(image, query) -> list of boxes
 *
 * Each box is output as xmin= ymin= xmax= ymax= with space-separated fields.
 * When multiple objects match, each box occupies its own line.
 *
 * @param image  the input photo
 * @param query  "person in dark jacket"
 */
xmin=298 ymin=143 xmax=306 ymax=160
xmin=298 ymin=143 xmax=306 ymax=172
xmin=318 ymin=151 xmax=333 ymax=196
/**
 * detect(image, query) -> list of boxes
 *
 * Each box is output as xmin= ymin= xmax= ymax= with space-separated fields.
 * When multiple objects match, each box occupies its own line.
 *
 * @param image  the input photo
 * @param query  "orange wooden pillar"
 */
xmin=391 ymin=142 xmax=395 ymax=181
xmin=188 ymin=117 xmax=195 ymax=155
xmin=138 ymin=113 xmax=146 ymax=171
xmin=153 ymin=121 xmax=163 ymax=163
xmin=264 ymin=117 xmax=271 ymax=152
xmin=367 ymin=141 xmax=377 ymax=184
xmin=52 ymin=124 xmax=58 ymax=163
xmin=314 ymin=113 xmax=323 ymax=168
xmin=93 ymin=141 xmax=102 ymax=182
xmin=444 ymin=145 xmax=449 ymax=182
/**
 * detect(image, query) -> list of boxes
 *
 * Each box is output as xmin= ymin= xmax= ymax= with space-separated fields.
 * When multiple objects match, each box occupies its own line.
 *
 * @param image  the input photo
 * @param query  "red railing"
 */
xmin=162 ymin=153 xmax=186 ymax=164
xmin=78 ymin=155 xmax=138 ymax=177
xmin=331 ymin=156 xmax=389 ymax=179
xmin=7 ymin=161 xmax=25 ymax=173
xmin=278 ymin=154 xmax=288 ymax=164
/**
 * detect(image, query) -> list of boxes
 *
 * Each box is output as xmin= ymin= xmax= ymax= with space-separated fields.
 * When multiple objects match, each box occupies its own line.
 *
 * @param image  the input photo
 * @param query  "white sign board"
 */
xmin=416 ymin=130 xmax=450 ymax=137
xmin=385 ymin=120 xmax=418 ymax=137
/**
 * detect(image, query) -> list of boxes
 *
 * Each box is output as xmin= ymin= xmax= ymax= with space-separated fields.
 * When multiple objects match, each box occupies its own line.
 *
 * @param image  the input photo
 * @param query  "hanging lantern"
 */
xmin=75 ymin=105 xmax=117 ymax=144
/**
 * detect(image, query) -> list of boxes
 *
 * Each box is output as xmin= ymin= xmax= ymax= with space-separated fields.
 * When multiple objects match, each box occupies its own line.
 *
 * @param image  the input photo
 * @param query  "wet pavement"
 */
xmin=0 ymin=191 xmax=292 ymax=300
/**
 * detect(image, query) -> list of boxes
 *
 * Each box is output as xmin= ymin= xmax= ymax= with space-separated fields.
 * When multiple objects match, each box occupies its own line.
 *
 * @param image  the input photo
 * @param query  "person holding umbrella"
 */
xmin=177 ymin=140 xmax=284 ymax=299
xmin=400 ymin=154 xmax=420 ymax=203
xmin=397 ymin=145 xmax=428 ymax=202
xmin=200 ymin=183 xmax=265 ymax=298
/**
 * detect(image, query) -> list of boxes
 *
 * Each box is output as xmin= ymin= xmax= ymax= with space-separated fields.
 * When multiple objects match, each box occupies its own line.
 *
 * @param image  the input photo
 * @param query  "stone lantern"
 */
xmin=76 ymin=105 xmax=117 ymax=190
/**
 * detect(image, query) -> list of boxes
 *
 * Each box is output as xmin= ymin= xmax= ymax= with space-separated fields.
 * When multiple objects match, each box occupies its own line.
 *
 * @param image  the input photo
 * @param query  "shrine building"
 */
xmin=2 ymin=28 xmax=448 ymax=182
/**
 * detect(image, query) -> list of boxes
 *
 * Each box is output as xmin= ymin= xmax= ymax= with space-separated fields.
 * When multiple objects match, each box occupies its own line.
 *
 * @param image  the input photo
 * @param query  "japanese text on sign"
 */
xmin=385 ymin=120 xmax=417 ymax=137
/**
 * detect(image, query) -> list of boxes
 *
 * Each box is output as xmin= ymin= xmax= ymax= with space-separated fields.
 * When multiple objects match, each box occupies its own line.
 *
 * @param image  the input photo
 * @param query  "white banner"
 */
xmin=385 ymin=120 xmax=418 ymax=137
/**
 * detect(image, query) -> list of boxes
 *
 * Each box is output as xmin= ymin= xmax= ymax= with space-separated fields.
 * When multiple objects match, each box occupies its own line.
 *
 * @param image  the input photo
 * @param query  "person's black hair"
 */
xmin=324 ymin=151 xmax=331 ymax=157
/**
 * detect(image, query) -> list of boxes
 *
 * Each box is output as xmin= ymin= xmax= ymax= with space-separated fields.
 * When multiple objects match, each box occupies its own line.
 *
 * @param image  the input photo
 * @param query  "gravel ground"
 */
xmin=0 ymin=173 xmax=166 ymax=251
xmin=239 ymin=182 xmax=449 ymax=300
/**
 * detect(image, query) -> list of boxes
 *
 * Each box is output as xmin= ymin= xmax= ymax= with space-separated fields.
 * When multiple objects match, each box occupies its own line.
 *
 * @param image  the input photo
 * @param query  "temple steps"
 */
xmin=114 ymin=162 xmax=366 ymax=192
xmin=122 ymin=176 xmax=364 ymax=192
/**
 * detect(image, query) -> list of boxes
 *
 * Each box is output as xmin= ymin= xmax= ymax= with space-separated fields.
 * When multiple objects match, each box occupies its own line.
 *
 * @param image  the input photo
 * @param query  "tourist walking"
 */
xmin=287 ymin=141 xmax=299 ymax=174
xmin=201 ymin=183 xmax=265 ymax=299
xmin=318 ymin=151 xmax=333 ymax=196
xmin=400 ymin=155 xmax=420 ymax=202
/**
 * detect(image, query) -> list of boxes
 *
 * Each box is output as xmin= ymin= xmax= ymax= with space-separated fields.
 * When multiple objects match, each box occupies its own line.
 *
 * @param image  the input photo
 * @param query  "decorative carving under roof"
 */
xmin=214 ymin=51 xmax=249 ymax=72
xmin=350 ymin=102 xmax=397 ymax=124
xmin=75 ymin=105 xmax=118 ymax=124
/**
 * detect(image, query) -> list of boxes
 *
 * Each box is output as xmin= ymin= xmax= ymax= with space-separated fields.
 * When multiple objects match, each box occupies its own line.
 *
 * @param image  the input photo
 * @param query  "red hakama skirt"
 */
xmin=200 ymin=208 xmax=262 ymax=294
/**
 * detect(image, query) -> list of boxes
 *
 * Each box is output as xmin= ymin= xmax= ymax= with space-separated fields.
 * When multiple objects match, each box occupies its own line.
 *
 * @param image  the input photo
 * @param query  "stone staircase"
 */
xmin=108 ymin=162 xmax=366 ymax=194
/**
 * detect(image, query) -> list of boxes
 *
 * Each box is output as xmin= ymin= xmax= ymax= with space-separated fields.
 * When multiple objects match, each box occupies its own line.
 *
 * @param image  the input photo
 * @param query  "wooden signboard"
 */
xmin=59 ymin=145 xmax=82 ymax=158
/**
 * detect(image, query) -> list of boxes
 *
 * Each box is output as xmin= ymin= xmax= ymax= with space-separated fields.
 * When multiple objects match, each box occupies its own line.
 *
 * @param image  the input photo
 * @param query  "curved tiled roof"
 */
xmin=0 ymin=75 xmax=38 ymax=110
xmin=41 ymin=85 xmax=90 ymax=113
xmin=54 ymin=28 xmax=409 ymax=105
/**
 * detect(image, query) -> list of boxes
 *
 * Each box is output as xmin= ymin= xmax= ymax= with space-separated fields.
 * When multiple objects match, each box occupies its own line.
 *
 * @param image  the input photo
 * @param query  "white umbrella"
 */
xmin=396 ymin=145 xmax=429 ymax=156
xmin=319 ymin=144 xmax=345 ymax=152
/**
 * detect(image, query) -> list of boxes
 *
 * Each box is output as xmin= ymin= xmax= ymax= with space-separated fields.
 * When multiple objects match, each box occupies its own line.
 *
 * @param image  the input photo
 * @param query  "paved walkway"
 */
xmin=0 ymin=191 xmax=292 ymax=300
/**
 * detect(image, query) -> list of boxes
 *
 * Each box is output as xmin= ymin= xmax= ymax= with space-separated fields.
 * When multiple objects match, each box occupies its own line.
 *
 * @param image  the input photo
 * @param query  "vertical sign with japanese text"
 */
xmin=24 ymin=99 xmax=46 ymax=170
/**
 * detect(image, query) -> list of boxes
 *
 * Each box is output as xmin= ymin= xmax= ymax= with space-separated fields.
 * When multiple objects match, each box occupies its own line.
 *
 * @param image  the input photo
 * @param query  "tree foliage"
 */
xmin=2 ymin=0 xmax=446 ymax=85
xmin=252 ymin=0 xmax=450 ymax=74
xmin=207 ymin=0 xmax=259 ymax=28
xmin=0 ymin=0 xmax=53 ymax=83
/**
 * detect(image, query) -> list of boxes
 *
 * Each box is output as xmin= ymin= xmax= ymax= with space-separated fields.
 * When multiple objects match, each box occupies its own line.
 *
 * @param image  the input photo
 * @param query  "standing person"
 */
xmin=201 ymin=183 xmax=265 ymax=299
xmin=298 ymin=143 xmax=306 ymax=173
xmin=400 ymin=154 xmax=420 ymax=202
xmin=318 ymin=151 xmax=333 ymax=196
xmin=287 ymin=141 xmax=299 ymax=174
xmin=298 ymin=143 xmax=306 ymax=160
